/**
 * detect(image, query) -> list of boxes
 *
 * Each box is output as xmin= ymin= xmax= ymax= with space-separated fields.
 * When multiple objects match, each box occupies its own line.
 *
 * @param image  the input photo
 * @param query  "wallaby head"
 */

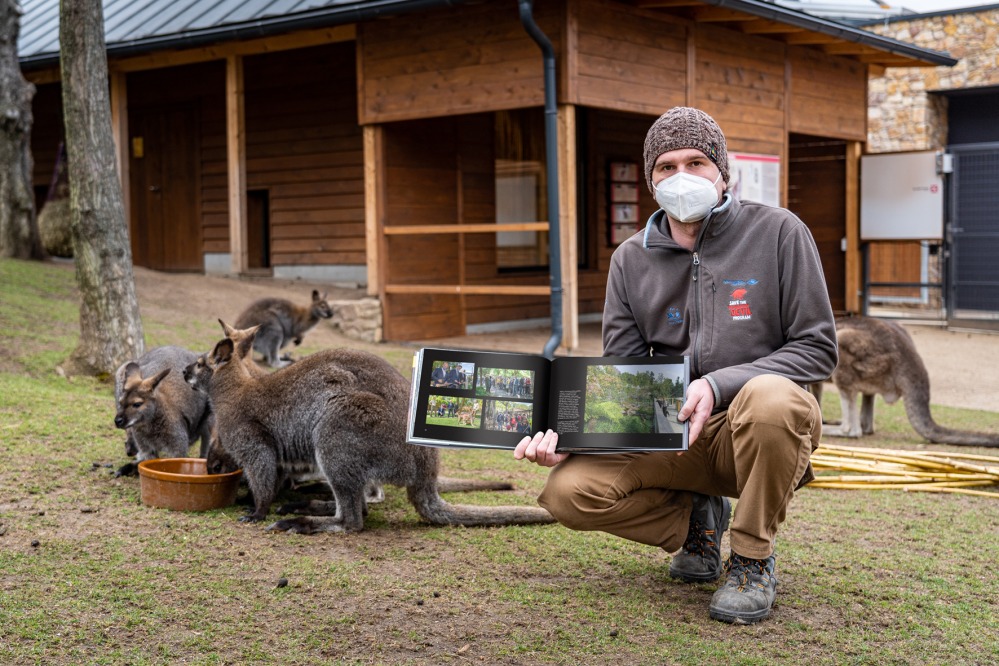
xmin=206 ymin=435 xmax=240 ymax=475
xmin=310 ymin=290 xmax=333 ymax=320
xmin=213 ymin=319 xmax=260 ymax=368
xmin=183 ymin=353 xmax=213 ymax=393
xmin=114 ymin=363 xmax=171 ymax=430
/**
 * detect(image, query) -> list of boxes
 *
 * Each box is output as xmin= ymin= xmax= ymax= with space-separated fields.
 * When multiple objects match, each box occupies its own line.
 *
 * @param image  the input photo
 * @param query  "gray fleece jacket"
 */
xmin=602 ymin=195 xmax=838 ymax=410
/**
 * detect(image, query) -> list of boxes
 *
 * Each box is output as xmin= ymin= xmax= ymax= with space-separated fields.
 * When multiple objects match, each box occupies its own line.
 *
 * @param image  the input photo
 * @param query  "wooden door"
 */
xmin=129 ymin=106 xmax=201 ymax=271
xmin=788 ymin=135 xmax=847 ymax=313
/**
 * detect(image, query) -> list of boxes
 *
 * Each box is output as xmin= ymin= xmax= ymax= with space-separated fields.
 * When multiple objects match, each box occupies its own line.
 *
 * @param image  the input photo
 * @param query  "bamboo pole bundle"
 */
xmin=808 ymin=443 xmax=999 ymax=498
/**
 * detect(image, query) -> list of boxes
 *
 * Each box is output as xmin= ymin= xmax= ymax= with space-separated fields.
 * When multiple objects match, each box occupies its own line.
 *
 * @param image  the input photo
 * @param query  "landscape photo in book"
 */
xmin=408 ymin=348 xmax=689 ymax=453
xmin=583 ymin=364 xmax=686 ymax=435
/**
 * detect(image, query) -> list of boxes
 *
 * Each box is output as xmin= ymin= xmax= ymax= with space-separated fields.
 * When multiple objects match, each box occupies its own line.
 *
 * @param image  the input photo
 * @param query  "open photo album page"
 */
xmin=408 ymin=349 xmax=689 ymax=453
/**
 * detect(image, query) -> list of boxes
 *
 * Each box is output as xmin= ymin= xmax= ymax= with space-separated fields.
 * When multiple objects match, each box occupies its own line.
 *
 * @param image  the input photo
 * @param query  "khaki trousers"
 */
xmin=537 ymin=374 xmax=821 ymax=559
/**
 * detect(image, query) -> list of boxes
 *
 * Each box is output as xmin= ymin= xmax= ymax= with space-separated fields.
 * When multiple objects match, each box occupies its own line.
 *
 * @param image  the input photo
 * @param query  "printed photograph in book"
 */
xmin=428 ymin=360 xmax=475 ymax=390
xmin=584 ymin=364 xmax=686 ymax=436
xmin=407 ymin=348 xmax=689 ymax=453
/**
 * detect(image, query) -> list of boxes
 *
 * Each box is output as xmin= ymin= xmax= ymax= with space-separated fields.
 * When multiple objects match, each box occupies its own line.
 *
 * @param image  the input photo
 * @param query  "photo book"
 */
xmin=407 ymin=348 xmax=689 ymax=454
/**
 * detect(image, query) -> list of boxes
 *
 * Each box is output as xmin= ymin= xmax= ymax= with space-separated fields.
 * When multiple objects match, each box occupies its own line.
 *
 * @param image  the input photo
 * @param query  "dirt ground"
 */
xmin=131 ymin=265 xmax=999 ymax=414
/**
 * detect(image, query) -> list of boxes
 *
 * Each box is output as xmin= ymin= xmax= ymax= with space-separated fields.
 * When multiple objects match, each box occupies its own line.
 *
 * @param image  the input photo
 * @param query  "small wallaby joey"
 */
xmin=113 ymin=346 xmax=213 ymax=476
xmin=202 ymin=321 xmax=554 ymax=533
xmin=233 ymin=290 xmax=334 ymax=368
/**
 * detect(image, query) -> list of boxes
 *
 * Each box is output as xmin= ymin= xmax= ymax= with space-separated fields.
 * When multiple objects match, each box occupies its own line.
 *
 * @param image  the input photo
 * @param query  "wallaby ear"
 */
xmin=211 ymin=338 xmax=235 ymax=366
xmin=122 ymin=361 xmax=142 ymax=385
xmin=147 ymin=367 xmax=171 ymax=391
xmin=311 ymin=289 xmax=320 ymax=302
xmin=234 ymin=325 xmax=259 ymax=359
xmin=219 ymin=319 xmax=236 ymax=337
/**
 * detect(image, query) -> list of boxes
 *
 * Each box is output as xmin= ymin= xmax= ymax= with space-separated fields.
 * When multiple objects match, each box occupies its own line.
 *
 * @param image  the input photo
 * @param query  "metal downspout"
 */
xmin=518 ymin=0 xmax=562 ymax=360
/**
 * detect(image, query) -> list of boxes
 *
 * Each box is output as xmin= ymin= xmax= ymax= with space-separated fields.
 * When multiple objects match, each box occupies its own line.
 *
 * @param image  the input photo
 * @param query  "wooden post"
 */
xmin=557 ymin=104 xmax=579 ymax=353
xmin=845 ymin=140 xmax=862 ymax=313
xmin=226 ymin=55 xmax=247 ymax=274
xmin=109 ymin=69 xmax=130 ymax=234
xmin=363 ymin=124 xmax=384 ymax=297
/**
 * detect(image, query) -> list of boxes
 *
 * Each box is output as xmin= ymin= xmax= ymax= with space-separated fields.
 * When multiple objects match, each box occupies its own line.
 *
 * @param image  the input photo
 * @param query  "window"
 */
xmin=495 ymin=109 xmax=548 ymax=270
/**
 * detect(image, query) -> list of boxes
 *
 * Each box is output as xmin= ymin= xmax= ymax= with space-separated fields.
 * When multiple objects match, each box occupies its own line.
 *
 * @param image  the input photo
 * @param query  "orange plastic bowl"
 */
xmin=137 ymin=458 xmax=242 ymax=511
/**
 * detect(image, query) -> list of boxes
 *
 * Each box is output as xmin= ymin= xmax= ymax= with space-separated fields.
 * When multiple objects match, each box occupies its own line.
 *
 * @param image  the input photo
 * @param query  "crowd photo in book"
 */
xmin=428 ymin=360 xmax=474 ymax=390
xmin=476 ymin=368 xmax=534 ymax=400
xmin=584 ymin=364 xmax=685 ymax=435
xmin=408 ymin=348 xmax=689 ymax=453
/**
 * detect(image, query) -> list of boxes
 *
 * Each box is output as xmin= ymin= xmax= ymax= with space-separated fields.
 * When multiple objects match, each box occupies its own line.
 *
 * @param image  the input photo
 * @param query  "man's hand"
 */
xmin=678 ymin=377 xmax=715 ymax=444
xmin=513 ymin=429 xmax=568 ymax=467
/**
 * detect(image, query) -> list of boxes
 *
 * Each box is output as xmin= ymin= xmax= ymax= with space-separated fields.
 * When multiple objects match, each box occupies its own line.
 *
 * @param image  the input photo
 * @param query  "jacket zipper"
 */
xmin=691 ymin=251 xmax=701 ymax=377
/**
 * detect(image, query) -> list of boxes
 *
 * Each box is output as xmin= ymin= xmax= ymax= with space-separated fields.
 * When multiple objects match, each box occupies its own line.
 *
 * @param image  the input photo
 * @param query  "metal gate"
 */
xmin=947 ymin=142 xmax=999 ymax=329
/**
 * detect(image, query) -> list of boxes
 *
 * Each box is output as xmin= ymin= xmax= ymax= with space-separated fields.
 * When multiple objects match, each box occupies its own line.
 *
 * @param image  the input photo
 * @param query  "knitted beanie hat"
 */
xmin=643 ymin=107 xmax=730 ymax=193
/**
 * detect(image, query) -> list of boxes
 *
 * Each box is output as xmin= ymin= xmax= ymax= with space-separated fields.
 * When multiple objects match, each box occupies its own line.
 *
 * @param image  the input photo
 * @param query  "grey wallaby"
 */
xmin=813 ymin=316 xmax=999 ymax=447
xmin=183 ymin=347 xmax=386 ymax=505
xmin=113 ymin=346 xmax=214 ymax=477
xmin=200 ymin=321 xmax=555 ymax=533
xmin=233 ymin=290 xmax=334 ymax=368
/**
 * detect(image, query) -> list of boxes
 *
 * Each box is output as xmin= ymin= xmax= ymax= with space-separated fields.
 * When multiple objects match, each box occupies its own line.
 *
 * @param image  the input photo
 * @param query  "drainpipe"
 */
xmin=518 ymin=0 xmax=562 ymax=360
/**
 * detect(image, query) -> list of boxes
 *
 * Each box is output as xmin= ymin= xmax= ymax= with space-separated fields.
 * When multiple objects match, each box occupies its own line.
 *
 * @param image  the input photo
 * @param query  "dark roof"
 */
xmin=17 ymin=0 xmax=956 ymax=71
xmin=856 ymin=2 xmax=999 ymax=26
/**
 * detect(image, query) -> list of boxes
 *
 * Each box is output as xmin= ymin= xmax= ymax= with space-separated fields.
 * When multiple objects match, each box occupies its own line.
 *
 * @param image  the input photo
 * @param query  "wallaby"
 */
xmin=183 ymin=350 xmax=387 ymax=505
xmin=200 ymin=321 xmax=554 ymax=533
xmin=113 ymin=346 xmax=214 ymax=476
xmin=815 ymin=316 xmax=999 ymax=447
xmin=233 ymin=290 xmax=334 ymax=368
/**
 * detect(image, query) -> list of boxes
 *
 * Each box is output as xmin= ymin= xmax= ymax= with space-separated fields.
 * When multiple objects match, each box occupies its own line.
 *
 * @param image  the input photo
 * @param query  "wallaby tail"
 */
xmin=437 ymin=476 xmax=515 ymax=493
xmin=904 ymin=381 xmax=999 ymax=447
xmin=409 ymin=483 xmax=555 ymax=527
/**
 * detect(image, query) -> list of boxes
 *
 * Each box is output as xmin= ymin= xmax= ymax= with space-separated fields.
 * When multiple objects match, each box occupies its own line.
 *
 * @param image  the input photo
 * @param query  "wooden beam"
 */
xmin=363 ymin=124 xmax=384 ymax=297
xmin=23 ymin=25 xmax=357 ymax=84
xmin=686 ymin=24 xmax=696 ymax=106
xmin=113 ymin=25 xmax=357 ymax=73
xmin=845 ymin=142 xmax=861 ymax=313
xmin=109 ymin=70 xmax=130 ymax=237
xmin=742 ymin=20 xmax=805 ymax=35
xmin=383 ymin=222 xmax=550 ymax=235
xmin=636 ymin=0 xmax=701 ymax=7
xmin=691 ymin=7 xmax=758 ymax=22
xmin=226 ymin=55 xmax=248 ymax=274
xmin=384 ymin=284 xmax=551 ymax=296
xmin=785 ymin=33 xmax=842 ymax=45
xmin=822 ymin=43 xmax=883 ymax=57
xmin=23 ymin=68 xmax=60 ymax=85
xmin=558 ymin=104 xmax=579 ymax=353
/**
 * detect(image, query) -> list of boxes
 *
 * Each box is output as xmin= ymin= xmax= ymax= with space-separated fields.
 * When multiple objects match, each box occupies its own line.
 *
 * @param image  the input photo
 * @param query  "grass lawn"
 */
xmin=1 ymin=257 xmax=997 ymax=665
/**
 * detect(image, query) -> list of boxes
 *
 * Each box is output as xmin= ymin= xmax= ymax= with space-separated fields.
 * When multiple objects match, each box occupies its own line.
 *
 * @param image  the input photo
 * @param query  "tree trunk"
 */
xmin=0 ymin=0 xmax=43 ymax=259
xmin=59 ymin=0 xmax=144 ymax=376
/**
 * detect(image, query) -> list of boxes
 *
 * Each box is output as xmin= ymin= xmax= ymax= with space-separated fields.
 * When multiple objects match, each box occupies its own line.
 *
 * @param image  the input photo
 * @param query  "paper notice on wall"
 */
xmin=729 ymin=152 xmax=781 ymax=207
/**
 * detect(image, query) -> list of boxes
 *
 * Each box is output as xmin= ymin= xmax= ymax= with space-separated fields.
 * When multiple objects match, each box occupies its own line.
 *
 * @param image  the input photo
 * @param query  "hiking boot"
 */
xmin=668 ymin=494 xmax=731 ymax=583
xmin=709 ymin=552 xmax=778 ymax=624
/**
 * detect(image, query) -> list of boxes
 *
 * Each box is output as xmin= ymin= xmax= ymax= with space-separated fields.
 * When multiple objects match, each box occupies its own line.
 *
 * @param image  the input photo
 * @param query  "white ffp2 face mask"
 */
xmin=654 ymin=172 xmax=722 ymax=223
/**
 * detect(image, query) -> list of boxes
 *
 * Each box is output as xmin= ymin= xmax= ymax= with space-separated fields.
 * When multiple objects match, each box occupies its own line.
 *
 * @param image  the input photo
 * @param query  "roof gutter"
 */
xmin=518 ymin=0 xmax=562 ymax=360
xmin=702 ymin=0 xmax=957 ymax=66
xmin=19 ymin=0 xmax=473 ymax=70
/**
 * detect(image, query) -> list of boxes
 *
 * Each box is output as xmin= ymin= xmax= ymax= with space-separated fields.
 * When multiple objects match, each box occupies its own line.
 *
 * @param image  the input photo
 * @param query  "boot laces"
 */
xmin=680 ymin=519 xmax=717 ymax=556
xmin=727 ymin=553 xmax=775 ymax=591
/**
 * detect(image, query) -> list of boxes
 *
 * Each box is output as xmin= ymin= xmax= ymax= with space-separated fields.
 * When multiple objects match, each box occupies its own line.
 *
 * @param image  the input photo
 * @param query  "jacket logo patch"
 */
xmin=723 ymin=279 xmax=757 ymax=321
xmin=666 ymin=307 xmax=683 ymax=326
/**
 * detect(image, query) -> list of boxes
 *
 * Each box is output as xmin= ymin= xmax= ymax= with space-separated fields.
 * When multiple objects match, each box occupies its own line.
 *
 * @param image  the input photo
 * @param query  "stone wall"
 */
xmin=866 ymin=9 xmax=999 ymax=152
xmin=329 ymin=297 xmax=383 ymax=343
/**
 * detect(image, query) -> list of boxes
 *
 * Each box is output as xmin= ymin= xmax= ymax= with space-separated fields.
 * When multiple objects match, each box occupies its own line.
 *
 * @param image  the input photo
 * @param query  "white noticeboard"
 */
xmin=729 ymin=152 xmax=781 ymax=207
xmin=860 ymin=151 xmax=944 ymax=241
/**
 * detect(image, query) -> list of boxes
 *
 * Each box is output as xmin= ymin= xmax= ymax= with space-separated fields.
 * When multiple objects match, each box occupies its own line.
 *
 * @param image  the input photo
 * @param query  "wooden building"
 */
xmin=18 ymin=0 xmax=955 ymax=348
